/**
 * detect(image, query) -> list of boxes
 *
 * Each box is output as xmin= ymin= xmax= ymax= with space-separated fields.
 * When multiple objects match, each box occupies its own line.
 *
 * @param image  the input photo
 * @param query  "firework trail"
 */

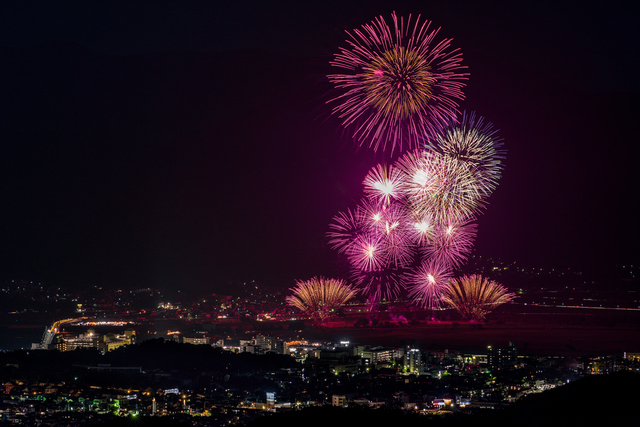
xmin=442 ymin=274 xmax=515 ymax=321
xmin=328 ymin=12 xmax=467 ymax=152
xmin=286 ymin=277 xmax=358 ymax=324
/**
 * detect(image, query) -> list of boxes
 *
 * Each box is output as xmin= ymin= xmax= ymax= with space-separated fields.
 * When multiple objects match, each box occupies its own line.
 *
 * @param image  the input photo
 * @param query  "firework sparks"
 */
xmin=327 ymin=208 xmax=362 ymax=255
xmin=395 ymin=148 xmax=480 ymax=225
xmin=363 ymin=164 xmax=404 ymax=206
xmin=442 ymin=274 xmax=515 ymax=321
xmin=407 ymin=212 xmax=436 ymax=246
xmin=286 ymin=277 xmax=358 ymax=324
xmin=396 ymin=150 xmax=443 ymax=203
xmin=352 ymin=268 xmax=406 ymax=305
xmin=406 ymin=259 xmax=452 ymax=308
xmin=359 ymin=199 xmax=414 ymax=268
xmin=426 ymin=112 xmax=505 ymax=200
xmin=328 ymin=12 xmax=467 ymax=152
xmin=424 ymin=219 xmax=477 ymax=268
xmin=348 ymin=233 xmax=387 ymax=272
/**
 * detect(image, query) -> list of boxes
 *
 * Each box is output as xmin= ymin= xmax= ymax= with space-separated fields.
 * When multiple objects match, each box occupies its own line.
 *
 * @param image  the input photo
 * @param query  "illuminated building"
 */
xmin=97 ymin=331 xmax=136 ymax=353
xmin=332 ymin=395 xmax=347 ymax=407
xmin=358 ymin=346 xmax=397 ymax=365
xmin=255 ymin=335 xmax=287 ymax=354
xmin=314 ymin=346 xmax=359 ymax=374
xmin=60 ymin=329 xmax=98 ymax=351
xmin=624 ymin=352 xmax=640 ymax=362
xmin=404 ymin=347 xmax=421 ymax=374
xmin=266 ymin=392 xmax=276 ymax=412
xmin=182 ymin=336 xmax=210 ymax=345
xmin=53 ymin=328 xmax=136 ymax=353
xmin=488 ymin=341 xmax=518 ymax=369
xmin=255 ymin=335 xmax=276 ymax=352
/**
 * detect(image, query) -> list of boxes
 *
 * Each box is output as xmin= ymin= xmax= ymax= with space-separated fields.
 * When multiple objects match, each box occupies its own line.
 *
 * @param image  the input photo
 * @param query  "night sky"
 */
xmin=1 ymin=1 xmax=638 ymax=293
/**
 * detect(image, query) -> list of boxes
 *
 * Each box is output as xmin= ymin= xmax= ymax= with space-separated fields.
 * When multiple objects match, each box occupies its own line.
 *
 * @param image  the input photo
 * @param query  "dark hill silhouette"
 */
xmin=245 ymin=371 xmax=640 ymax=427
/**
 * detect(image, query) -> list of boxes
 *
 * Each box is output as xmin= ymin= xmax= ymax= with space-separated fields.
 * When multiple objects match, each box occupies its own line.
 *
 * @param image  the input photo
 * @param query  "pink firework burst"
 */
xmin=359 ymin=199 xmax=414 ymax=268
xmin=327 ymin=208 xmax=363 ymax=255
xmin=363 ymin=163 xmax=405 ymax=206
xmin=347 ymin=233 xmax=387 ymax=272
xmin=357 ymin=197 xmax=388 ymax=232
xmin=381 ymin=221 xmax=414 ymax=269
xmin=407 ymin=212 xmax=436 ymax=246
xmin=425 ymin=219 xmax=477 ymax=268
xmin=330 ymin=198 xmax=416 ymax=304
xmin=406 ymin=259 xmax=453 ymax=308
xmin=352 ymin=268 xmax=407 ymax=304
xmin=328 ymin=12 xmax=468 ymax=153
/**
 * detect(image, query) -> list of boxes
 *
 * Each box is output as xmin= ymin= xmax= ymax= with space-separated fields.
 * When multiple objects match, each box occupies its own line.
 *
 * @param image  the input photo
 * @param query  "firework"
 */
xmin=325 ymin=112 xmax=504 ymax=306
xmin=358 ymin=197 xmax=390 ymax=231
xmin=407 ymin=212 xmax=436 ymax=246
xmin=396 ymin=150 xmax=443 ymax=206
xmin=347 ymin=233 xmax=387 ymax=272
xmin=362 ymin=198 xmax=415 ymax=268
xmin=327 ymin=207 xmax=362 ymax=255
xmin=426 ymin=112 xmax=505 ymax=200
xmin=328 ymin=12 xmax=467 ymax=152
xmin=426 ymin=158 xmax=483 ymax=224
xmin=328 ymin=199 xmax=413 ymax=297
xmin=406 ymin=259 xmax=452 ymax=308
xmin=395 ymin=148 xmax=479 ymax=225
xmin=442 ymin=274 xmax=515 ymax=321
xmin=286 ymin=277 xmax=358 ymax=324
xmin=425 ymin=219 xmax=477 ymax=268
xmin=352 ymin=268 xmax=406 ymax=305
xmin=363 ymin=164 xmax=405 ymax=206
xmin=333 ymin=198 xmax=414 ymax=303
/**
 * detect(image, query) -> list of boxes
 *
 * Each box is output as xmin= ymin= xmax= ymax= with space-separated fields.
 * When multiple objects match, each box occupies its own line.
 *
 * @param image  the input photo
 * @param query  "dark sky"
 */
xmin=0 ymin=1 xmax=638 ymax=293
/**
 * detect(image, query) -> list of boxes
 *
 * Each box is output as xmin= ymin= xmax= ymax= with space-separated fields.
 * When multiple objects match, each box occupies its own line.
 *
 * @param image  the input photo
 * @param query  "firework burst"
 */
xmin=406 ymin=259 xmax=452 ymax=308
xmin=328 ymin=12 xmax=467 ymax=152
xmin=396 ymin=149 xmax=445 ymax=218
xmin=395 ymin=148 xmax=480 ymax=225
xmin=327 ymin=207 xmax=362 ymax=255
xmin=363 ymin=164 xmax=405 ymax=206
xmin=425 ymin=219 xmax=477 ymax=268
xmin=353 ymin=268 xmax=406 ymax=306
xmin=407 ymin=213 xmax=436 ymax=246
xmin=426 ymin=112 xmax=505 ymax=200
xmin=324 ymin=13 xmax=506 ymax=311
xmin=442 ymin=274 xmax=515 ymax=321
xmin=286 ymin=277 xmax=358 ymax=324
xmin=348 ymin=233 xmax=387 ymax=272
